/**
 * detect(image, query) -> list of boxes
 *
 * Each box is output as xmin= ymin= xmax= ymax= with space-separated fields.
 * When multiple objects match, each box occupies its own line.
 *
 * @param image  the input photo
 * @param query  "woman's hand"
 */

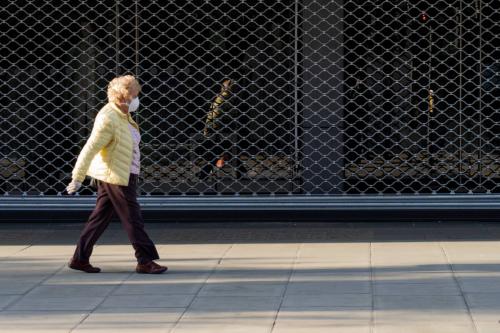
xmin=66 ymin=180 xmax=82 ymax=194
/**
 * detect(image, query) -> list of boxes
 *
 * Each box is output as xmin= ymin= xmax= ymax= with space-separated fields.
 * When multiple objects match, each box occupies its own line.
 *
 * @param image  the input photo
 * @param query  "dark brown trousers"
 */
xmin=73 ymin=174 xmax=159 ymax=265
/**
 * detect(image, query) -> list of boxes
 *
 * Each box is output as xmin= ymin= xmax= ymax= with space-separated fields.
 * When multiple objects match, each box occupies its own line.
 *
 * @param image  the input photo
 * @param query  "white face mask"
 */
xmin=128 ymin=97 xmax=140 ymax=112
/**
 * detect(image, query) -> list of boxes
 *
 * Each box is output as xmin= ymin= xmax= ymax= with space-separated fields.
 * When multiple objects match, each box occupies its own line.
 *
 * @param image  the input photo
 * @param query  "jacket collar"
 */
xmin=109 ymin=102 xmax=129 ymax=119
xmin=108 ymin=102 xmax=139 ymax=130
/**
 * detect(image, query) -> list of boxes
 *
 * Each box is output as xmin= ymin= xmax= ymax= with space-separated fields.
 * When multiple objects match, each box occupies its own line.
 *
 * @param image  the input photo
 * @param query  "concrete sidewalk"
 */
xmin=0 ymin=221 xmax=500 ymax=332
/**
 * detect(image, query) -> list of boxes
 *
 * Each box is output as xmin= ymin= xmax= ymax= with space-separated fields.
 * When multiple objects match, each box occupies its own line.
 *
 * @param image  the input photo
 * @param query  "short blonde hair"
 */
xmin=107 ymin=75 xmax=141 ymax=103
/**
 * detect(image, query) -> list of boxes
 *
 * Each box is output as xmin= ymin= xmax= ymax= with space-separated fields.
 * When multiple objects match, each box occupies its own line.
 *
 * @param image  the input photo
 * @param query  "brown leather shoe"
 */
xmin=68 ymin=259 xmax=101 ymax=273
xmin=136 ymin=261 xmax=168 ymax=274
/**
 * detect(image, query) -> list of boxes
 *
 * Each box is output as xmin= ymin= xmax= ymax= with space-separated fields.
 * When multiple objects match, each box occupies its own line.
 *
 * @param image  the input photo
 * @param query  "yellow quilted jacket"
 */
xmin=72 ymin=102 xmax=139 ymax=186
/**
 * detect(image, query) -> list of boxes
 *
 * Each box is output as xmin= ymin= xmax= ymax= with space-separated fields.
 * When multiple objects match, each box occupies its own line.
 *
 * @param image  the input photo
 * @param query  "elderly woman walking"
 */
xmin=66 ymin=75 xmax=167 ymax=274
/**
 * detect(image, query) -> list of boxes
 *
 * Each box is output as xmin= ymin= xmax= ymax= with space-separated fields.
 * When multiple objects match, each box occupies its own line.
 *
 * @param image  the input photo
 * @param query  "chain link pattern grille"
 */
xmin=1 ymin=0 xmax=499 ymax=196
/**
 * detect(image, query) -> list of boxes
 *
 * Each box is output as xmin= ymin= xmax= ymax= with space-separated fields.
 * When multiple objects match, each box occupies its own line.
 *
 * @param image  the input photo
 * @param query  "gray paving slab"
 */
xmin=208 ymin=263 xmax=292 ymax=282
xmin=44 ymin=271 xmax=131 ymax=285
xmin=282 ymin=293 xmax=372 ymax=308
xmin=464 ymin=292 xmax=500 ymax=309
xmin=374 ymin=294 xmax=470 ymax=311
xmin=158 ymin=244 xmax=232 ymax=260
xmin=172 ymin=296 xmax=281 ymax=333
xmin=297 ymin=243 xmax=370 ymax=264
xmin=470 ymin=319 xmax=500 ymax=333
xmin=0 ymin=311 xmax=88 ymax=333
xmin=98 ymin=294 xmax=194 ymax=309
xmin=0 ymin=246 xmax=29 ymax=258
xmin=0 ymin=281 xmax=43 ymax=295
xmin=373 ymin=281 xmax=462 ymax=296
xmin=8 ymin=295 xmax=105 ymax=311
xmin=90 ymin=245 xmax=138 ymax=256
xmin=223 ymin=243 xmax=299 ymax=259
xmin=465 ymin=293 xmax=500 ymax=333
xmin=453 ymin=263 xmax=500 ymax=293
xmin=72 ymin=308 xmax=185 ymax=333
xmin=442 ymin=241 xmax=500 ymax=263
xmin=0 ymin=261 xmax=64 ymax=276
xmin=373 ymin=320 xmax=477 ymax=333
xmin=218 ymin=258 xmax=296 ymax=266
xmin=457 ymin=277 xmax=500 ymax=293
xmin=113 ymin=282 xmax=204 ymax=296
xmin=25 ymin=284 xmax=116 ymax=298
xmin=372 ymin=263 xmax=455 ymax=282
xmin=0 ymin=296 xmax=21 ymax=310
xmin=290 ymin=263 xmax=371 ymax=281
xmin=114 ymin=268 xmax=210 ymax=295
xmin=187 ymin=295 xmax=282 ymax=311
xmin=198 ymin=282 xmax=287 ymax=296
xmin=11 ymin=245 xmax=76 ymax=258
xmin=272 ymin=307 xmax=371 ymax=333
xmin=171 ymin=310 xmax=276 ymax=333
xmin=374 ymin=295 xmax=476 ymax=333
xmin=286 ymin=280 xmax=371 ymax=294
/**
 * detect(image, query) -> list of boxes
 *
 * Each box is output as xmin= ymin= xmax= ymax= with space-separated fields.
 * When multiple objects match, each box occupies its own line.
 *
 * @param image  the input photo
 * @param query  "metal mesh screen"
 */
xmin=1 ymin=0 xmax=499 ymax=197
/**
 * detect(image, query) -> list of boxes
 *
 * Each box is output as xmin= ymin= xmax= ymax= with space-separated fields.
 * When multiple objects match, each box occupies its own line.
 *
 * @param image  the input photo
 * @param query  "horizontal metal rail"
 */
xmin=2 ymin=195 xmax=500 ymax=211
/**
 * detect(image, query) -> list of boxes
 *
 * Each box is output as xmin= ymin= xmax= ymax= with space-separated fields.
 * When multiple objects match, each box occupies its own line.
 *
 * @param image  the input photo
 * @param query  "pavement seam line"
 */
xmin=1 ymin=225 xmax=57 ymax=260
xmin=439 ymin=241 xmax=479 ymax=333
xmin=3 ymin=245 xmax=32 ymax=259
xmin=217 ymin=243 xmax=234 ymax=265
xmin=166 ymin=243 xmax=234 ymax=333
xmin=1 ymin=227 xmax=74 ymax=309
xmin=270 ymin=242 xmax=302 ymax=333
xmin=68 ymin=267 xmax=137 ymax=332
xmin=4 ymin=262 xmax=68 ymax=310
xmin=1 ymin=295 xmax=23 ymax=310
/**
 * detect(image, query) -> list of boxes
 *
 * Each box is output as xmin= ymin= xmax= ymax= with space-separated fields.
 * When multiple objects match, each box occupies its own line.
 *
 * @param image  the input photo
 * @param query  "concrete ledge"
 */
xmin=2 ymin=195 xmax=500 ymax=211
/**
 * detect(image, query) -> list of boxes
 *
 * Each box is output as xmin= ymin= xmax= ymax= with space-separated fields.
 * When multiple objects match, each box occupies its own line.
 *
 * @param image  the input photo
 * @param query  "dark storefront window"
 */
xmin=1 ymin=0 xmax=499 ymax=196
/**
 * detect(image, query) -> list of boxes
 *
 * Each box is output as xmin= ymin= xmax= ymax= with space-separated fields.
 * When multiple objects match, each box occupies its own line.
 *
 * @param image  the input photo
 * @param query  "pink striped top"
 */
xmin=128 ymin=123 xmax=141 ymax=175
